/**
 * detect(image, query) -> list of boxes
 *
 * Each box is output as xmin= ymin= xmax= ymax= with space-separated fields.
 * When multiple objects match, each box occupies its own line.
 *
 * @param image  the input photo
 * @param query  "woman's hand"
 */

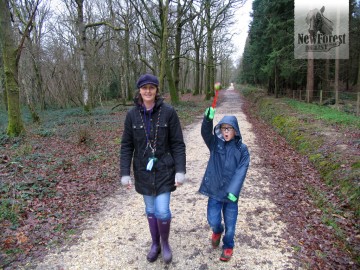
xmin=121 ymin=175 xmax=132 ymax=189
xmin=175 ymin=172 xmax=186 ymax=186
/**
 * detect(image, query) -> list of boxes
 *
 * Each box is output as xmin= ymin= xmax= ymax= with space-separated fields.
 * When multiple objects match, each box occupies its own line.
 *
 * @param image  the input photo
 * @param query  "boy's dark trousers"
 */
xmin=207 ymin=197 xmax=239 ymax=249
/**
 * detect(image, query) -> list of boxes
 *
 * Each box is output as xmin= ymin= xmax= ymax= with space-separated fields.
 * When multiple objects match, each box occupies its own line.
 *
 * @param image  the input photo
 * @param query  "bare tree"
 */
xmin=128 ymin=0 xmax=175 ymax=102
xmin=202 ymin=0 xmax=243 ymax=100
xmin=0 ymin=0 xmax=40 ymax=136
xmin=172 ymin=0 xmax=194 ymax=93
xmin=0 ymin=44 xmax=6 ymax=110
xmin=189 ymin=3 xmax=206 ymax=95
xmin=63 ymin=0 xmax=126 ymax=110
xmin=113 ymin=0 xmax=136 ymax=101
xmin=18 ymin=1 xmax=51 ymax=122
xmin=0 ymin=0 xmax=248 ymax=115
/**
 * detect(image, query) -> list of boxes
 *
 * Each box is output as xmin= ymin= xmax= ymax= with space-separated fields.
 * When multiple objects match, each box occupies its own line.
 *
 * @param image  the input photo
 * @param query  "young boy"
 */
xmin=199 ymin=107 xmax=250 ymax=262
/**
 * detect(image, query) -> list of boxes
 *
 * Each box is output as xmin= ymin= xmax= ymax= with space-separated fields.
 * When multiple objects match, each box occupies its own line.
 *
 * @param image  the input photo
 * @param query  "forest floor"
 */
xmin=0 ymin=87 xmax=359 ymax=269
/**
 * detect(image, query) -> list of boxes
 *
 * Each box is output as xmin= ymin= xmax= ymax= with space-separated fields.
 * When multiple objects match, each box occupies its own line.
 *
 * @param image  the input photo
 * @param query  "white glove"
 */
xmin=121 ymin=175 xmax=132 ymax=186
xmin=175 ymin=172 xmax=186 ymax=186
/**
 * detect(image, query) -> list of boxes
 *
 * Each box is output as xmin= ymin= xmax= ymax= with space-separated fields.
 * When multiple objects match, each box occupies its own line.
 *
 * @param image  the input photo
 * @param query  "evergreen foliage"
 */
xmin=240 ymin=0 xmax=360 ymax=95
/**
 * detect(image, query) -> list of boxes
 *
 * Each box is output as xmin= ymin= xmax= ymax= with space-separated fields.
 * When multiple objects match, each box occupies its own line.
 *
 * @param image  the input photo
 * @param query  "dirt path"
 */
xmin=34 ymin=89 xmax=300 ymax=270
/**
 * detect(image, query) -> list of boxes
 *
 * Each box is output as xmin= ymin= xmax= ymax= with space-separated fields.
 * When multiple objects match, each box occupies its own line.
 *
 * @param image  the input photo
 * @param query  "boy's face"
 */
xmin=220 ymin=124 xmax=235 ymax=141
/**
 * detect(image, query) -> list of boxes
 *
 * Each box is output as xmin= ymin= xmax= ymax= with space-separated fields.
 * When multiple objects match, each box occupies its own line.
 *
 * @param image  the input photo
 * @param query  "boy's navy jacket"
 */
xmin=199 ymin=115 xmax=250 ymax=202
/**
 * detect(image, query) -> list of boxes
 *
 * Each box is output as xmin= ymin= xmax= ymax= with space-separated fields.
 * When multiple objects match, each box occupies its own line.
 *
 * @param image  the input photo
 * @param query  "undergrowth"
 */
xmin=241 ymin=85 xmax=360 ymax=264
xmin=285 ymin=99 xmax=360 ymax=128
xmin=0 ymin=97 xmax=207 ymax=231
xmin=0 ymin=97 xmax=208 ymax=268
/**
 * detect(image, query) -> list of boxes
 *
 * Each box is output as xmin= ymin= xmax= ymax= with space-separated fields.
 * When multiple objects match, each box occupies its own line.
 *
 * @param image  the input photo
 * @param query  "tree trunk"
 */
xmin=33 ymin=59 xmax=45 ymax=110
xmin=23 ymin=80 xmax=41 ymax=123
xmin=27 ymin=40 xmax=44 ymax=117
xmin=200 ymin=48 xmax=205 ymax=95
xmin=159 ymin=1 xmax=178 ymax=103
xmin=357 ymin=51 xmax=360 ymax=94
xmin=357 ymin=52 xmax=360 ymax=116
xmin=334 ymin=58 xmax=339 ymax=106
xmin=205 ymin=29 xmax=214 ymax=99
xmin=193 ymin=45 xmax=200 ymax=95
xmin=205 ymin=0 xmax=215 ymax=100
xmin=274 ymin=61 xmax=279 ymax=98
xmin=5 ymin=52 xmax=24 ymax=136
xmin=158 ymin=1 xmax=166 ymax=91
xmin=173 ymin=1 xmax=182 ymax=94
xmin=124 ymin=26 xmax=132 ymax=101
xmin=324 ymin=58 xmax=330 ymax=99
xmin=183 ymin=59 xmax=190 ymax=91
xmin=0 ymin=0 xmax=24 ymax=136
xmin=76 ymin=0 xmax=90 ymax=111
xmin=306 ymin=57 xmax=314 ymax=103
xmin=0 ymin=51 xmax=7 ymax=110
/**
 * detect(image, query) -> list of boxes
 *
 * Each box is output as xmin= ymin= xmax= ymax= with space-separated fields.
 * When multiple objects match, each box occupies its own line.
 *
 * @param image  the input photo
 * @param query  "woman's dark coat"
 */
xmin=199 ymin=115 xmax=250 ymax=202
xmin=120 ymin=96 xmax=186 ymax=196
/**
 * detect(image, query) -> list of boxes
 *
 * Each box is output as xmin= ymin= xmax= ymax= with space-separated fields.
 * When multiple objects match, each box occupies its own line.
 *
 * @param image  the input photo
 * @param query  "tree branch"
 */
xmin=85 ymin=21 xmax=127 ymax=31
xmin=16 ymin=0 xmax=39 ymax=67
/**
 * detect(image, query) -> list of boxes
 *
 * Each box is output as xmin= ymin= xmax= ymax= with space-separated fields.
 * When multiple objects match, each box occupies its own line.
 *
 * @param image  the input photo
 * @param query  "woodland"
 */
xmin=0 ymin=0 xmax=242 ymax=137
xmin=239 ymin=0 xmax=360 ymax=109
xmin=0 ymin=0 xmax=359 ymax=135
xmin=0 ymin=0 xmax=359 ymax=269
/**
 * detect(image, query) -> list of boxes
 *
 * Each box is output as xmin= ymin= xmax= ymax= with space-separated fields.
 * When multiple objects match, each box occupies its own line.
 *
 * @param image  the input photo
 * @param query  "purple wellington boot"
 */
xmin=147 ymin=214 xmax=161 ymax=262
xmin=157 ymin=219 xmax=172 ymax=264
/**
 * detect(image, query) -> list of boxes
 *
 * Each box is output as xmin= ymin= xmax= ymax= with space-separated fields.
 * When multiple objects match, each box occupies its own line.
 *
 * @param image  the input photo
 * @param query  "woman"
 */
xmin=120 ymin=74 xmax=186 ymax=264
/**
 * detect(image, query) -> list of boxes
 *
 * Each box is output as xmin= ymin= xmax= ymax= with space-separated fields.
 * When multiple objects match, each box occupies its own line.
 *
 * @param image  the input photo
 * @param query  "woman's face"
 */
xmin=140 ymin=84 xmax=157 ymax=103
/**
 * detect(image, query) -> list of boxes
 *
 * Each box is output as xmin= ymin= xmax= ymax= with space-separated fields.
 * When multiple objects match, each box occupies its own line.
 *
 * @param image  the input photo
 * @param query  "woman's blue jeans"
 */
xmin=207 ymin=197 xmax=238 ymax=249
xmin=143 ymin=192 xmax=171 ymax=220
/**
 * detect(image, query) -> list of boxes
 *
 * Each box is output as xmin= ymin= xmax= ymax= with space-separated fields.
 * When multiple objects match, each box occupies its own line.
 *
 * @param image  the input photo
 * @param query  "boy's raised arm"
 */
xmin=201 ymin=107 xmax=215 ymax=150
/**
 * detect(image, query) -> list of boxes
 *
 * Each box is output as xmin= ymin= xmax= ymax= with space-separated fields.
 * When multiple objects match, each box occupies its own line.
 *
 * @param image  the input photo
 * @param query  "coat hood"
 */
xmin=199 ymin=115 xmax=250 ymax=202
xmin=214 ymin=115 xmax=242 ymax=143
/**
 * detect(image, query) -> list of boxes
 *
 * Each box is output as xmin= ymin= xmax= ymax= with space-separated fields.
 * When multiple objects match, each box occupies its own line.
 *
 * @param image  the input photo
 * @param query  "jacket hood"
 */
xmin=214 ymin=115 xmax=242 ymax=142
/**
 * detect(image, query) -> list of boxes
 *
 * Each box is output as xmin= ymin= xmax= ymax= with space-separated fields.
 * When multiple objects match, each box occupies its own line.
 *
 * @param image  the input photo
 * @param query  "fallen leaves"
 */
xmin=1 ymin=100 xmax=207 ymax=269
xmin=242 ymin=98 xmax=359 ymax=269
xmin=16 ymin=232 xmax=28 ymax=245
xmin=0 ymin=112 xmax=123 ymax=269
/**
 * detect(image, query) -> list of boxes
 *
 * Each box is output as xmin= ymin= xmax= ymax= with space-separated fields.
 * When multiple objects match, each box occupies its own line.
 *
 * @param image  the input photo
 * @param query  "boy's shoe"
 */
xmin=211 ymin=232 xmax=222 ymax=248
xmin=220 ymin=248 xmax=233 ymax=261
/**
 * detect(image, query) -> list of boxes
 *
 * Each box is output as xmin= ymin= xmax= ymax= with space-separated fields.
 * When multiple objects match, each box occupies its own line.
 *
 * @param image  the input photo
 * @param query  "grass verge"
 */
xmin=241 ymin=85 xmax=360 ymax=264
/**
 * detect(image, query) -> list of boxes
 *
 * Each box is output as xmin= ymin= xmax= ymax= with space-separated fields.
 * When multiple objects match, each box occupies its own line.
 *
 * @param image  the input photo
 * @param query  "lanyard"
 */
xmin=143 ymin=106 xmax=152 ymax=145
xmin=139 ymin=105 xmax=162 ymax=156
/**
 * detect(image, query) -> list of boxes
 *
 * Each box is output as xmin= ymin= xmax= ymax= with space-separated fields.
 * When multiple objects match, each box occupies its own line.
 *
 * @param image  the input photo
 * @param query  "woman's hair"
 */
xmin=134 ymin=88 xmax=161 ymax=104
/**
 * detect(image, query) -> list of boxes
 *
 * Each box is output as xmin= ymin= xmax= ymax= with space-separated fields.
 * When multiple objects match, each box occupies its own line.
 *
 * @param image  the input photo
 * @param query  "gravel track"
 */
xmin=34 ymin=88 xmax=300 ymax=270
